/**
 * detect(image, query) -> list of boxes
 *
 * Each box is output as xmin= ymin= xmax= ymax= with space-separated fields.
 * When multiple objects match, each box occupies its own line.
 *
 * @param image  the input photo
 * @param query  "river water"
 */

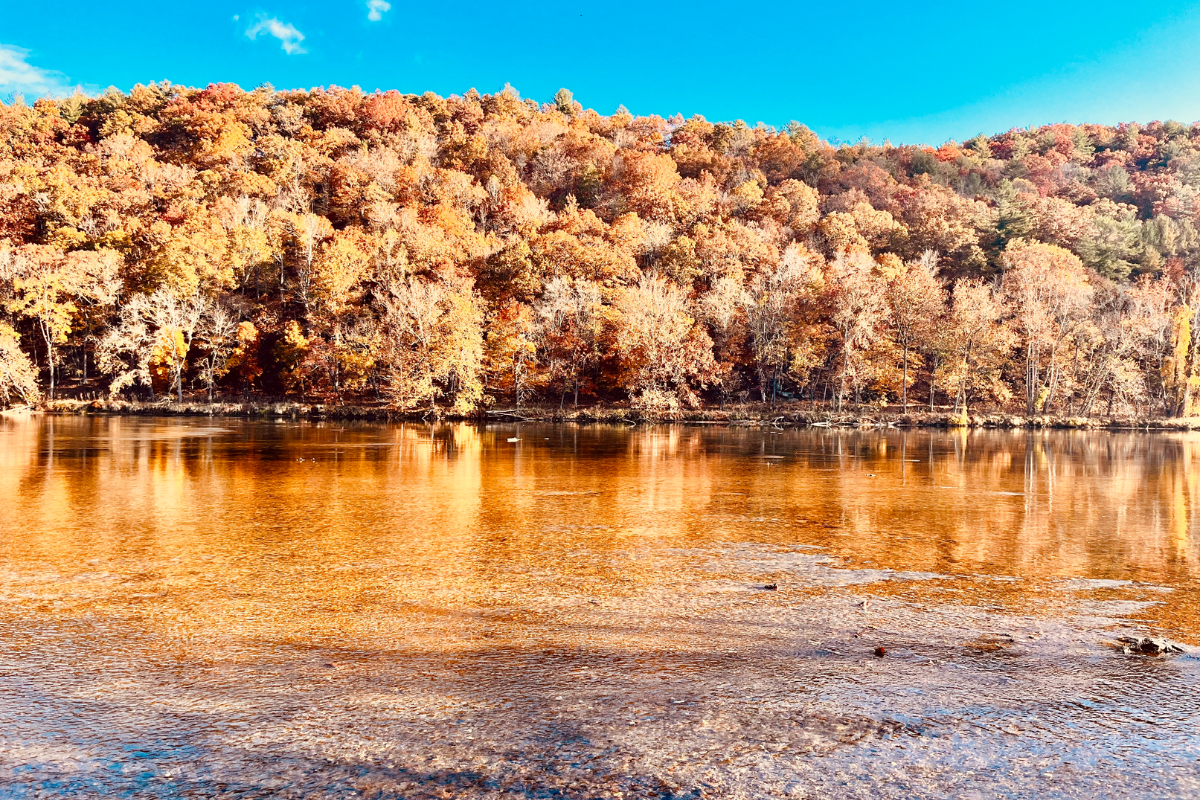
xmin=0 ymin=417 xmax=1198 ymax=799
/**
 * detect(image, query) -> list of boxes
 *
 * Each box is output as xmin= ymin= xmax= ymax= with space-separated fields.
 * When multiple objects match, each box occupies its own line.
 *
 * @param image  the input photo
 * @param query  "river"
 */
xmin=0 ymin=417 xmax=1197 ymax=798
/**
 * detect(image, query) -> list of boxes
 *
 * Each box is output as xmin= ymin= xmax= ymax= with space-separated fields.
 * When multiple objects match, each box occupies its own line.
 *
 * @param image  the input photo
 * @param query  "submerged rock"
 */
xmin=1116 ymin=636 xmax=1184 ymax=655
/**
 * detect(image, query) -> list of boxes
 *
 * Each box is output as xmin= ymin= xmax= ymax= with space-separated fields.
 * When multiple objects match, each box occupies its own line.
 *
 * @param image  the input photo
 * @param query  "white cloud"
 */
xmin=0 ymin=44 xmax=77 ymax=98
xmin=245 ymin=15 xmax=307 ymax=55
xmin=366 ymin=0 xmax=391 ymax=21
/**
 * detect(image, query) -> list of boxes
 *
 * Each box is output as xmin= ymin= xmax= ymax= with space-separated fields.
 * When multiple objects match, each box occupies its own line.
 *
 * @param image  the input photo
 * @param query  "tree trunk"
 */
xmin=1026 ymin=340 xmax=1037 ymax=414
xmin=1044 ymin=359 xmax=1062 ymax=413
xmin=40 ymin=322 xmax=55 ymax=400
xmin=901 ymin=343 xmax=909 ymax=414
xmin=47 ymin=340 xmax=55 ymax=400
xmin=515 ymin=353 xmax=523 ymax=410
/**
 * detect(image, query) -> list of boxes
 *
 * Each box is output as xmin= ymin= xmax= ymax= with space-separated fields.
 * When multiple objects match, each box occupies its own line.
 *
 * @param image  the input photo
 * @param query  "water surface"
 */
xmin=1 ymin=417 xmax=1198 ymax=799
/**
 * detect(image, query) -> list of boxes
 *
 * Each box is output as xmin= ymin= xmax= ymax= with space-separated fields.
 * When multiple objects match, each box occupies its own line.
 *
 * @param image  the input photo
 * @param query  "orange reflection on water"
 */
xmin=1 ymin=418 xmax=1199 ymax=639
xmin=4 ymin=417 xmax=1200 ymax=800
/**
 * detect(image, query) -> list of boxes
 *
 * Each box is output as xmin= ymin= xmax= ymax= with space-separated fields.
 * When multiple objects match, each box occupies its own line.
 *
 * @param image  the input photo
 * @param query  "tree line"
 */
xmin=1 ymin=82 xmax=1200 ymax=417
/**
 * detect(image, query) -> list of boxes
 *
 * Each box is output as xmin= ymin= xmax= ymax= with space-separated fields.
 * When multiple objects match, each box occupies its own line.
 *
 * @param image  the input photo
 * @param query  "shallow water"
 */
xmin=0 ymin=417 xmax=1198 ymax=799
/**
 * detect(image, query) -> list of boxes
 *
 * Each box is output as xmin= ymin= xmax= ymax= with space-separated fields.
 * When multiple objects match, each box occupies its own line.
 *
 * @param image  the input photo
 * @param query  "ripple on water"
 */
xmin=0 ymin=418 xmax=1199 ymax=799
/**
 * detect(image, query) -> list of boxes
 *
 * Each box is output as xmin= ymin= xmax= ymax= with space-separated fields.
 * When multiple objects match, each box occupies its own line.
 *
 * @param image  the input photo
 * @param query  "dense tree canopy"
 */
xmin=3 ymin=82 xmax=1200 ymax=416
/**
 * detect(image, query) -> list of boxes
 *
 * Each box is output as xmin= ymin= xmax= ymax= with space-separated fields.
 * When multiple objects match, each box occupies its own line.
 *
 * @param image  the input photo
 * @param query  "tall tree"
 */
xmin=0 ymin=323 xmax=40 ymax=405
xmin=827 ymin=250 xmax=889 ymax=410
xmin=612 ymin=274 xmax=715 ymax=411
xmin=943 ymin=279 xmax=1014 ymax=415
xmin=1 ymin=246 xmax=120 ymax=398
xmin=885 ymin=250 xmax=945 ymax=412
xmin=534 ymin=276 xmax=603 ymax=408
xmin=378 ymin=276 xmax=484 ymax=413
xmin=98 ymin=289 xmax=209 ymax=402
xmin=742 ymin=243 xmax=822 ymax=404
xmin=195 ymin=301 xmax=241 ymax=402
xmin=1001 ymin=241 xmax=1094 ymax=414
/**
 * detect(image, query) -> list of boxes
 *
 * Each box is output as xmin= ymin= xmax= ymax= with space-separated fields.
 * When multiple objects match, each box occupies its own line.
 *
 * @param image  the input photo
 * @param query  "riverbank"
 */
xmin=17 ymin=398 xmax=1200 ymax=430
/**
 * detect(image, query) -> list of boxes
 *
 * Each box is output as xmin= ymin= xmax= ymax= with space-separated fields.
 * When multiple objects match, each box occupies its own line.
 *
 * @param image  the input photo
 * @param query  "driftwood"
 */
xmin=0 ymin=404 xmax=34 ymax=416
xmin=487 ymin=408 xmax=538 ymax=421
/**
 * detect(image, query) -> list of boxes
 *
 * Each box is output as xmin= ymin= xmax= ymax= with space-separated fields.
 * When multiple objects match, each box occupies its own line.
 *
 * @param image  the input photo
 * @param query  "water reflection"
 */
xmin=1 ymin=417 xmax=1199 ymax=799
xmin=3 ymin=419 xmax=1200 ymax=605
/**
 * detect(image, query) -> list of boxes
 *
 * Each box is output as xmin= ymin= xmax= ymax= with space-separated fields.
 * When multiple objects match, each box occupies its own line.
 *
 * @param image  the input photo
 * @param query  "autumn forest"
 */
xmin=2 ymin=83 xmax=1200 ymax=418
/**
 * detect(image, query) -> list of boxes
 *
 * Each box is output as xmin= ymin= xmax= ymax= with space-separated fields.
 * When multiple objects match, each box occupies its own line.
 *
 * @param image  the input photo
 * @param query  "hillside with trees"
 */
xmin=2 ymin=82 xmax=1200 ymax=418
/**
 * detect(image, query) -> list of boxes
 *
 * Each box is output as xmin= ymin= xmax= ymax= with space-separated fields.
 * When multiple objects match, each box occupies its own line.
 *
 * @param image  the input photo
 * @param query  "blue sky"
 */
xmin=3 ymin=1 xmax=1200 ymax=145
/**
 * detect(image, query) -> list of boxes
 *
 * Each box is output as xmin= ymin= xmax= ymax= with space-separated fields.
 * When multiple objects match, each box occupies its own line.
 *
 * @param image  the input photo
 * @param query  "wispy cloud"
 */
xmin=0 ymin=44 xmax=77 ymax=97
xmin=245 ymin=15 xmax=307 ymax=55
xmin=366 ymin=0 xmax=391 ymax=21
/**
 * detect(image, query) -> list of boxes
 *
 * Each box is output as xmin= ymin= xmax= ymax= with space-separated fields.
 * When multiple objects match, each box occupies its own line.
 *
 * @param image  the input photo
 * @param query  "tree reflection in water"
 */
xmin=0 ymin=417 xmax=1197 ymax=798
